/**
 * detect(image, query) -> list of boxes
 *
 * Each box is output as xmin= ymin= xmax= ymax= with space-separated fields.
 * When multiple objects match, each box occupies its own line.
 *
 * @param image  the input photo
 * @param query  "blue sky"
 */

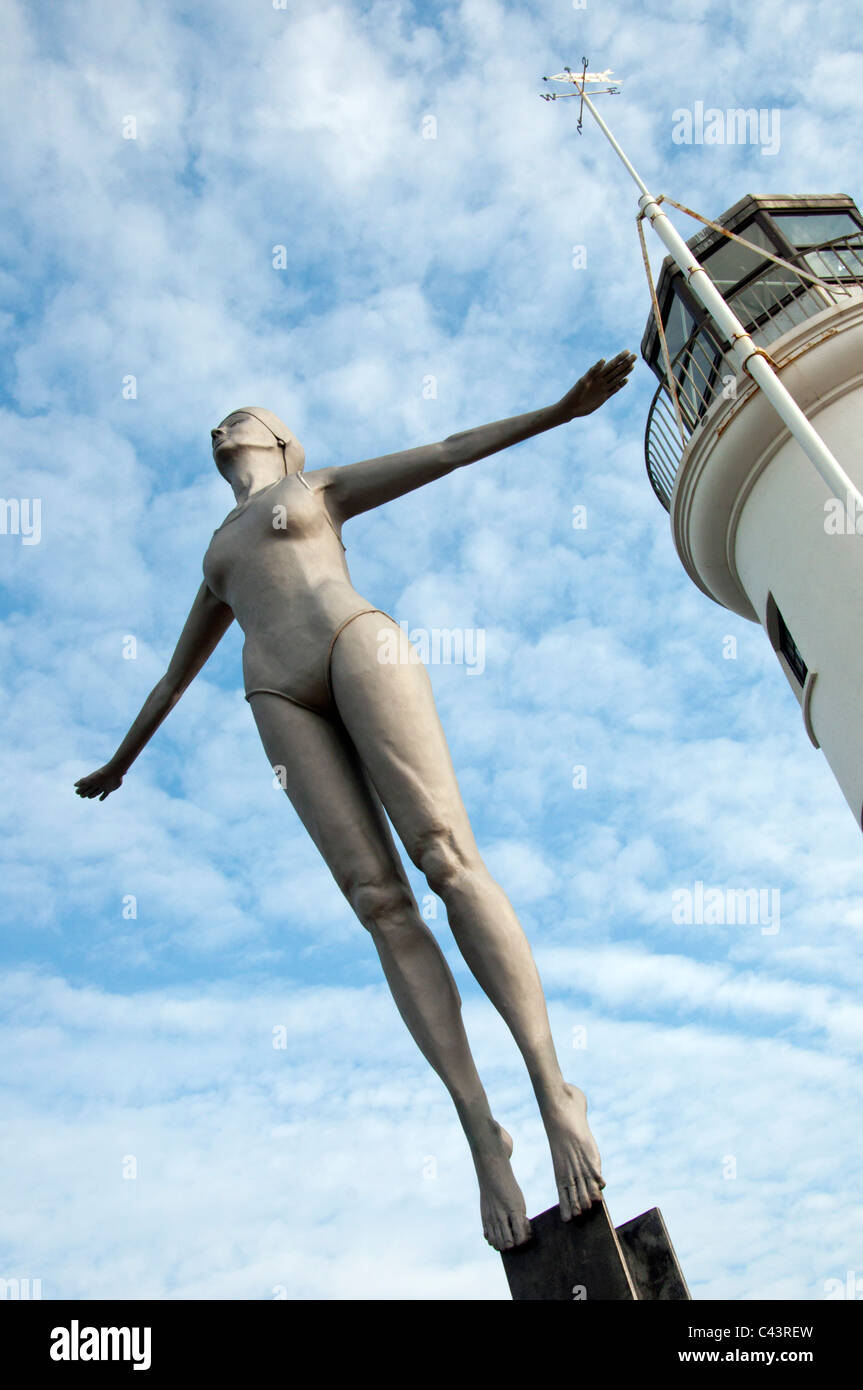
xmin=2 ymin=0 xmax=863 ymax=1300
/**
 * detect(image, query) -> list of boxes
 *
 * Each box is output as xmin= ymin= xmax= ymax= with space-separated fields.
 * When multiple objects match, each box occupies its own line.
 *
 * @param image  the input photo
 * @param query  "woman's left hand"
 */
xmin=554 ymin=351 xmax=637 ymax=422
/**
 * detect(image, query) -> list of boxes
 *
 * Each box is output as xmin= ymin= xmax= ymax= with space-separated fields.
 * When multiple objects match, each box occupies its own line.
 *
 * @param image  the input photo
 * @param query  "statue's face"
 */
xmin=211 ymin=412 xmax=273 ymax=461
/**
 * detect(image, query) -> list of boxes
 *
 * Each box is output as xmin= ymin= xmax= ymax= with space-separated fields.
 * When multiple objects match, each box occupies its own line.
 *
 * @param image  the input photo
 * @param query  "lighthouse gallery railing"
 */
xmin=645 ymin=235 xmax=863 ymax=511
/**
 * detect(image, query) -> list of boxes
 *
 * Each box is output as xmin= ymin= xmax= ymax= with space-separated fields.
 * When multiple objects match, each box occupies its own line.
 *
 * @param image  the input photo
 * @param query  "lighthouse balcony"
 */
xmin=642 ymin=195 xmax=863 ymax=510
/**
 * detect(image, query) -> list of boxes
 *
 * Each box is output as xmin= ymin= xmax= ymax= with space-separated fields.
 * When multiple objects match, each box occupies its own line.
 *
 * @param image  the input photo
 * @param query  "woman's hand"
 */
xmin=553 ymin=351 xmax=636 ymax=422
xmin=74 ymin=763 xmax=124 ymax=801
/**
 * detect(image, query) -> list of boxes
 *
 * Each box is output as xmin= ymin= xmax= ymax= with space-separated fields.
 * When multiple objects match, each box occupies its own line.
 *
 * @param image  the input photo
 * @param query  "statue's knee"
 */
xmin=415 ymin=827 xmax=478 ymax=899
xmin=348 ymin=875 xmax=413 ymax=933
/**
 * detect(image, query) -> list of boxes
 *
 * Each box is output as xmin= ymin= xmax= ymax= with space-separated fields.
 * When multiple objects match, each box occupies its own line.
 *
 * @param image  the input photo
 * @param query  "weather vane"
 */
xmin=541 ymin=56 xmax=622 ymax=132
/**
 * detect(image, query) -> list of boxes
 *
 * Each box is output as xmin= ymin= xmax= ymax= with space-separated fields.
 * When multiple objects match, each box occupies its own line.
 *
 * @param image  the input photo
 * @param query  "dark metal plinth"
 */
xmin=501 ymin=1200 xmax=690 ymax=1301
xmin=616 ymin=1207 xmax=691 ymax=1300
xmin=501 ymin=1200 xmax=637 ymax=1300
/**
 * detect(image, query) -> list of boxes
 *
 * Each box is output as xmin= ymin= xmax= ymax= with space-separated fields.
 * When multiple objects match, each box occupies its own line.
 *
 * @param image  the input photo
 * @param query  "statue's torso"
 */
xmin=203 ymin=471 xmax=380 ymax=710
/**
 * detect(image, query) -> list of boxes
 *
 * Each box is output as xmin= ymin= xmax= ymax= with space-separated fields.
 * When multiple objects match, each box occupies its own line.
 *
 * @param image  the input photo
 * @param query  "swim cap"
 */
xmin=228 ymin=407 xmax=293 ymax=445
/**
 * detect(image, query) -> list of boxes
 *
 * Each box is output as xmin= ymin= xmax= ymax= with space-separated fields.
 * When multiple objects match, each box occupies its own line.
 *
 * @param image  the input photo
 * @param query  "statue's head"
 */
xmin=211 ymin=408 xmax=305 ymax=478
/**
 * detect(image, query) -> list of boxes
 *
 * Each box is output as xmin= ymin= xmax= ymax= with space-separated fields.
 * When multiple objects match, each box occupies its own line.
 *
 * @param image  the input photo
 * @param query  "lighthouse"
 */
xmin=641 ymin=194 xmax=863 ymax=827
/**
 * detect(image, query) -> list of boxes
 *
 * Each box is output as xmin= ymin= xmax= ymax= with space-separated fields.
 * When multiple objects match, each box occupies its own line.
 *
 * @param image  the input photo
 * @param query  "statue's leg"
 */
xmin=330 ymin=614 xmax=605 ymax=1220
xmin=248 ymin=689 xmax=531 ymax=1250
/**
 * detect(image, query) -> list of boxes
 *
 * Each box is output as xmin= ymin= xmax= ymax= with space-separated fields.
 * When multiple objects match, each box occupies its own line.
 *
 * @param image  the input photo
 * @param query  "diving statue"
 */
xmin=75 ymin=350 xmax=636 ymax=1251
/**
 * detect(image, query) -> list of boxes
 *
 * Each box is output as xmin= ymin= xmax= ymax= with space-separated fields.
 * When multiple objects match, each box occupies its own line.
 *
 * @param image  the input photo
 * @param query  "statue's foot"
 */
xmin=540 ymin=1082 xmax=605 ymax=1221
xmin=470 ymin=1116 xmax=532 ymax=1252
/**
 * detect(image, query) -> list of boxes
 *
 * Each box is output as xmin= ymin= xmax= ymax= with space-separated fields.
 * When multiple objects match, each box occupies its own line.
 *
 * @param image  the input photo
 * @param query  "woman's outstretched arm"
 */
xmin=74 ymin=581 xmax=234 ymax=801
xmin=321 ymin=352 xmax=635 ymax=523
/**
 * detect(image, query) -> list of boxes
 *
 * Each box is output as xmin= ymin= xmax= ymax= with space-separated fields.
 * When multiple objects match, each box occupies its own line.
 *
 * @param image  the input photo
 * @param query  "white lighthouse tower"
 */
xmin=641 ymin=195 xmax=863 ymax=827
xmin=541 ymin=65 xmax=863 ymax=831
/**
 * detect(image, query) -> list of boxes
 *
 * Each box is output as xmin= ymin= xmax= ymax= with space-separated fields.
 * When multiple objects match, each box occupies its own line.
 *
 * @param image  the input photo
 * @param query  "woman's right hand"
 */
xmin=553 ymin=351 xmax=636 ymax=422
xmin=74 ymin=763 xmax=124 ymax=801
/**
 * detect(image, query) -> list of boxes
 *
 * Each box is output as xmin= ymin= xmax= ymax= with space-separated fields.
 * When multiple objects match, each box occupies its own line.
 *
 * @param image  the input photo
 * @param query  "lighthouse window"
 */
xmin=770 ymin=211 xmax=863 ymax=281
xmin=677 ymin=332 xmax=722 ymax=423
xmin=701 ymin=222 xmax=773 ymax=291
xmin=770 ymin=211 xmax=861 ymax=248
xmin=663 ymin=289 xmax=697 ymax=361
xmin=777 ymin=609 xmax=808 ymax=687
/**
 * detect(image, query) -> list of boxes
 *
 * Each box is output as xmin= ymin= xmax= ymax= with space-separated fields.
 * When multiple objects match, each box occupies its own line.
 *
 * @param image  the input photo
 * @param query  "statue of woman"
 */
xmin=75 ymin=350 xmax=635 ymax=1252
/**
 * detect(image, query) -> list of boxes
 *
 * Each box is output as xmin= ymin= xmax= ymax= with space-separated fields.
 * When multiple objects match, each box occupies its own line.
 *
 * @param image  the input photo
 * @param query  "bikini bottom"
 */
xmin=244 ymin=607 xmax=398 ymax=718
